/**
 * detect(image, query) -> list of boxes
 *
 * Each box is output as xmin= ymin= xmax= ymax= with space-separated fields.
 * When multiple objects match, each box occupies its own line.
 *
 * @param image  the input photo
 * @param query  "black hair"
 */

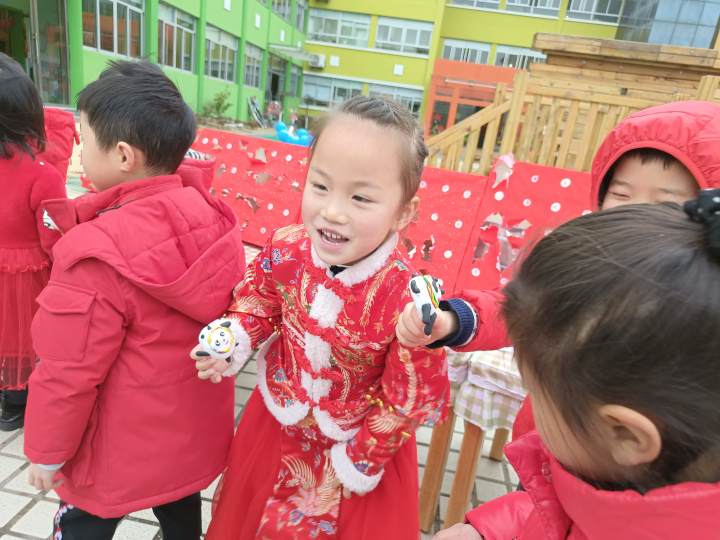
xmin=77 ymin=60 xmax=196 ymax=173
xmin=311 ymin=95 xmax=427 ymax=203
xmin=504 ymin=203 xmax=720 ymax=491
xmin=598 ymin=148 xmax=694 ymax=205
xmin=0 ymin=52 xmax=46 ymax=159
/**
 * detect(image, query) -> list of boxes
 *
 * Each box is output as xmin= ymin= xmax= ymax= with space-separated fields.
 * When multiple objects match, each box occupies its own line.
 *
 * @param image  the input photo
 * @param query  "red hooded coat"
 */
xmin=25 ymin=167 xmax=245 ymax=517
xmin=466 ymin=432 xmax=720 ymax=539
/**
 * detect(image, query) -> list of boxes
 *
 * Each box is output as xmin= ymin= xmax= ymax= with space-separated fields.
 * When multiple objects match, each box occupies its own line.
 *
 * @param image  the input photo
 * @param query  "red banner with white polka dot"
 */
xmin=193 ymin=129 xmax=592 ymax=294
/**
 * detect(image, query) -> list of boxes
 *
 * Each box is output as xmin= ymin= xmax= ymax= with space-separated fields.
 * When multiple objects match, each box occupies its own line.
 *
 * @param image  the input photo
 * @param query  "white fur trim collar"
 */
xmin=310 ymin=233 xmax=398 ymax=287
xmin=330 ymin=442 xmax=383 ymax=495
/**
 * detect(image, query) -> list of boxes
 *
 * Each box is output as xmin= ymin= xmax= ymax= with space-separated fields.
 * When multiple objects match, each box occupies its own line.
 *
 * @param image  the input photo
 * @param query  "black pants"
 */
xmin=54 ymin=492 xmax=202 ymax=540
xmin=2 ymin=389 xmax=27 ymax=406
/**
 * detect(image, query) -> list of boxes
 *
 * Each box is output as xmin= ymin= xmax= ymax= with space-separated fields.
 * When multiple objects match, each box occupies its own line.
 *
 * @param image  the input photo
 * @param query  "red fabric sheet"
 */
xmin=194 ymin=129 xmax=592 ymax=294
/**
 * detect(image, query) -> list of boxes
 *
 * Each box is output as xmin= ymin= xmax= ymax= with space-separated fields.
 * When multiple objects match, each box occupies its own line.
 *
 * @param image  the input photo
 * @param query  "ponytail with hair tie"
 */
xmin=684 ymin=189 xmax=720 ymax=259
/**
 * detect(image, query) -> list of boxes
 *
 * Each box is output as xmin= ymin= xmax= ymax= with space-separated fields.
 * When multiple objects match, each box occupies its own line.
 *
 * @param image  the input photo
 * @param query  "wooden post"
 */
xmin=477 ymin=85 xmax=507 ymax=175
xmin=489 ymin=428 xmax=510 ymax=461
xmin=443 ymin=421 xmax=484 ymax=529
xmin=499 ymin=70 xmax=530 ymax=155
xmin=419 ymin=411 xmax=456 ymax=532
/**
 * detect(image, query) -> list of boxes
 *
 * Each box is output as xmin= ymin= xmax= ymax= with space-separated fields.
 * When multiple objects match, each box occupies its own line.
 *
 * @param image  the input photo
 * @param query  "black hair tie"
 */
xmin=684 ymin=189 xmax=720 ymax=259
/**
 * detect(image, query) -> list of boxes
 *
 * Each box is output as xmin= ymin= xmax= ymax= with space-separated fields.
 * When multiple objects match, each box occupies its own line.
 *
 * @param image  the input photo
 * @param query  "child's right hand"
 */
xmin=191 ymin=345 xmax=227 ymax=384
xmin=432 ymin=523 xmax=483 ymax=540
xmin=396 ymin=302 xmax=458 ymax=348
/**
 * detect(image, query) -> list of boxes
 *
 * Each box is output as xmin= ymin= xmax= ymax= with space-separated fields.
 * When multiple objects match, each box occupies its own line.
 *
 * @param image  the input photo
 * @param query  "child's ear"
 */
xmin=598 ymin=404 xmax=661 ymax=468
xmin=115 ymin=142 xmax=145 ymax=173
xmin=394 ymin=196 xmax=419 ymax=231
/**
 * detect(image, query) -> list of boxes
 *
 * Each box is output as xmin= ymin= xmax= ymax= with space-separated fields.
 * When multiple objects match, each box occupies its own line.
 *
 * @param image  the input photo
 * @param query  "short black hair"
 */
xmin=0 ymin=52 xmax=46 ymax=159
xmin=77 ymin=60 xmax=196 ymax=173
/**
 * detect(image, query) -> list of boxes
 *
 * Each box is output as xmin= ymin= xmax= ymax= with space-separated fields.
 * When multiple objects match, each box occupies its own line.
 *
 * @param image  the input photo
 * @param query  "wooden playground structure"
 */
xmin=427 ymin=33 xmax=720 ymax=175
xmin=420 ymin=33 xmax=720 ymax=534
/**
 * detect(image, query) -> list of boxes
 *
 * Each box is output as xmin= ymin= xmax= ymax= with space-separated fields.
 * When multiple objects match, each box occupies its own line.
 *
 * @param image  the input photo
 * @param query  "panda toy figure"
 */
xmin=197 ymin=318 xmax=242 ymax=362
xmin=409 ymin=275 xmax=443 ymax=336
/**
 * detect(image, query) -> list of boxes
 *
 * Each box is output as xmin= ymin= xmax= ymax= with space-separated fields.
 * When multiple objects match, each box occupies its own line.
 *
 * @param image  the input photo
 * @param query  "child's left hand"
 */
xmin=27 ymin=464 xmax=63 ymax=491
xmin=191 ymin=345 xmax=227 ymax=383
xmin=432 ymin=523 xmax=483 ymax=540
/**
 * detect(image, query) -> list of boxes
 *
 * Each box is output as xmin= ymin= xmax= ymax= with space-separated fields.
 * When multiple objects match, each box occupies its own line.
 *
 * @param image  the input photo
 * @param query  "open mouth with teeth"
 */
xmin=319 ymin=229 xmax=349 ymax=244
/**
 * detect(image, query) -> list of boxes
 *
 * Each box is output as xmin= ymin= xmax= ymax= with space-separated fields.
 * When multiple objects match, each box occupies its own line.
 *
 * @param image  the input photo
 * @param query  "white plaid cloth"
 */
xmin=447 ymin=348 xmax=526 ymax=431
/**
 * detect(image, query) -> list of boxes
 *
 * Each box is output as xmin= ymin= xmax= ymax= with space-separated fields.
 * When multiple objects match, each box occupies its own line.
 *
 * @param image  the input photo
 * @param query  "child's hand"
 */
xmin=396 ymin=302 xmax=458 ymax=348
xmin=28 ymin=464 xmax=63 ymax=491
xmin=191 ymin=345 xmax=227 ymax=383
xmin=432 ymin=523 xmax=483 ymax=540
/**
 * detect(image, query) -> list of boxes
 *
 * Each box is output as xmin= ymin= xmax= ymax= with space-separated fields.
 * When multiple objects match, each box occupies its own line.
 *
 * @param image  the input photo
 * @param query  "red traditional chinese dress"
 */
xmin=207 ymin=224 xmax=449 ymax=540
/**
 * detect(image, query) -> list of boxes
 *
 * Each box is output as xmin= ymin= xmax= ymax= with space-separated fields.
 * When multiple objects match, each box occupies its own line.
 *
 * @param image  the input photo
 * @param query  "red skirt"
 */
xmin=0 ymin=246 xmax=51 ymax=389
xmin=207 ymin=389 xmax=420 ymax=540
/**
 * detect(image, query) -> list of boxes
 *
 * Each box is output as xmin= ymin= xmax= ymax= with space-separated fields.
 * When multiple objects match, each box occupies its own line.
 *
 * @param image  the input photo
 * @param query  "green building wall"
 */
xmin=64 ymin=0 xmax=306 ymax=124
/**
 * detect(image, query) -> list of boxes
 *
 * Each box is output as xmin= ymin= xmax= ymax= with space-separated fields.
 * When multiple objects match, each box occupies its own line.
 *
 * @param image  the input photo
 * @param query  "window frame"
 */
xmin=296 ymin=0 xmax=307 ymax=31
xmin=302 ymin=75 xmax=362 ymax=109
xmin=272 ymin=0 xmax=291 ymax=21
xmin=493 ymin=45 xmax=546 ymax=69
xmin=566 ymin=0 xmax=624 ymax=23
xmin=375 ymin=16 xmax=433 ymax=56
xmin=244 ymin=43 xmax=264 ymax=88
xmin=368 ymin=83 xmax=424 ymax=116
xmin=505 ymin=0 xmax=561 ymax=17
xmin=158 ymin=3 xmax=196 ymax=72
xmin=82 ymin=0 xmax=144 ymax=57
xmin=307 ymin=8 xmax=371 ymax=48
xmin=447 ymin=0 xmax=501 ymax=9
xmin=205 ymin=25 xmax=238 ymax=82
xmin=441 ymin=38 xmax=491 ymax=64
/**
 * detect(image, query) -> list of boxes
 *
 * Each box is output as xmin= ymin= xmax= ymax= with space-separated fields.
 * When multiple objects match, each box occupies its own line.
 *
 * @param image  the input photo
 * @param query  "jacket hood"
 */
xmin=44 ymin=165 xmax=243 ymax=323
xmin=591 ymin=100 xmax=720 ymax=208
xmin=507 ymin=433 xmax=720 ymax=540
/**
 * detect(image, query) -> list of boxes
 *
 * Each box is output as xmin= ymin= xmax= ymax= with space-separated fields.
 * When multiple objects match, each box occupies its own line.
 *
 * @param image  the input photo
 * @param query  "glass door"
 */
xmin=29 ymin=0 xmax=69 ymax=104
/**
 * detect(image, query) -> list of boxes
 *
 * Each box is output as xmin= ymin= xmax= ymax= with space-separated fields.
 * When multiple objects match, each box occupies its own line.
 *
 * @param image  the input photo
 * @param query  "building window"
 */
xmin=244 ymin=43 xmax=263 ymax=88
xmin=272 ymin=0 xmax=291 ymax=21
xmin=205 ymin=26 xmax=238 ymax=82
xmin=494 ymin=45 xmax=546 ymax=69
xmin=368 ymin=84 xmax=423 ymax=116
xmin=447 ymin=0 xmax=501 ymax=8
xmin=158 ymin=4 xmax=196 ymax=72
xmin=308 ymin=9 xmax=370 ymax=47
xmin=442 ymin=39 xmax=491 ymax=64
xmin=567 ymin=0 xmax=624 ymax=23
xmin=296 ymin=0 xmax=307 ymax=32
xmin=375 ymin=17 xmax=433 ymax=56
xmin=302 ymin=75 xmax=362 ymax=108
xmin=289 ymin=65 xmax=301 ymax=97
xmin=505 ymin=0 xmax=561 ymax=17
xmin=82 ymin=0 xmax=144 ymax=57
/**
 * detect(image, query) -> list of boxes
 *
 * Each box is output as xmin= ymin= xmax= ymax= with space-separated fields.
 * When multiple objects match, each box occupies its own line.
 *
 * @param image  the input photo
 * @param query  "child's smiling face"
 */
xmin=301 ymin=114 xmax=416 ymax=267
xmin=602 ymin=155 xmax=699 ymax=210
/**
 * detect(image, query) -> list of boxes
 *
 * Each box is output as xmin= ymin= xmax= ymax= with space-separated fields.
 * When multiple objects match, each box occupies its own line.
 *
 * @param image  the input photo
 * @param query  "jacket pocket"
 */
xmin=33 ymin=283 xmax=96 ymax=362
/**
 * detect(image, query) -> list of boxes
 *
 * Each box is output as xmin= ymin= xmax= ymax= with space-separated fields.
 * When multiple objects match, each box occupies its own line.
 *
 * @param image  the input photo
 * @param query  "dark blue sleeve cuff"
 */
xmin=427 ymin=298 xmax=478 ymax=349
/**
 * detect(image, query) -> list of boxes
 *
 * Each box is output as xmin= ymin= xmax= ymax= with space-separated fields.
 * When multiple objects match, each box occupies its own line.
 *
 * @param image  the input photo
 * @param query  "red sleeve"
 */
xmin=453 ymin=288 xmax=510 ymax=351
xmin=25 ymin=260 xmax=126 ymax=465
xmin=465 ymin=491 xmax=534 ymax=540
xmin=29 ymin=163 xmax=67 ymax=257
xmin=332 ymin=341 xmax=449 ymax=494
xmin=224 ymin=238 xmax=282 ymax=348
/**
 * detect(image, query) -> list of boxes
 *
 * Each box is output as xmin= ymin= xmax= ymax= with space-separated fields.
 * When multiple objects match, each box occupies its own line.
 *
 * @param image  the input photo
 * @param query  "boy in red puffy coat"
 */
xmin=396 ymin=100 xmax=720 ymax=439
xmin=23 ymin=60 xmax=245 ymax=539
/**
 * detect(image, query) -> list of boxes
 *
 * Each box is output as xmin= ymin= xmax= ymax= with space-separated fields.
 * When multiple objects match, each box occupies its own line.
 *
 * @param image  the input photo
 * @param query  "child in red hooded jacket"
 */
xmin=23 ymin=60 xmax=244 ymax=539
xmin=0 ymin=53 xmax=67 ymax=431
xmin=397 ymin=100 xmax=719 ymax=439
xmin=433 ymin=197 xmax=720 ymax=540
